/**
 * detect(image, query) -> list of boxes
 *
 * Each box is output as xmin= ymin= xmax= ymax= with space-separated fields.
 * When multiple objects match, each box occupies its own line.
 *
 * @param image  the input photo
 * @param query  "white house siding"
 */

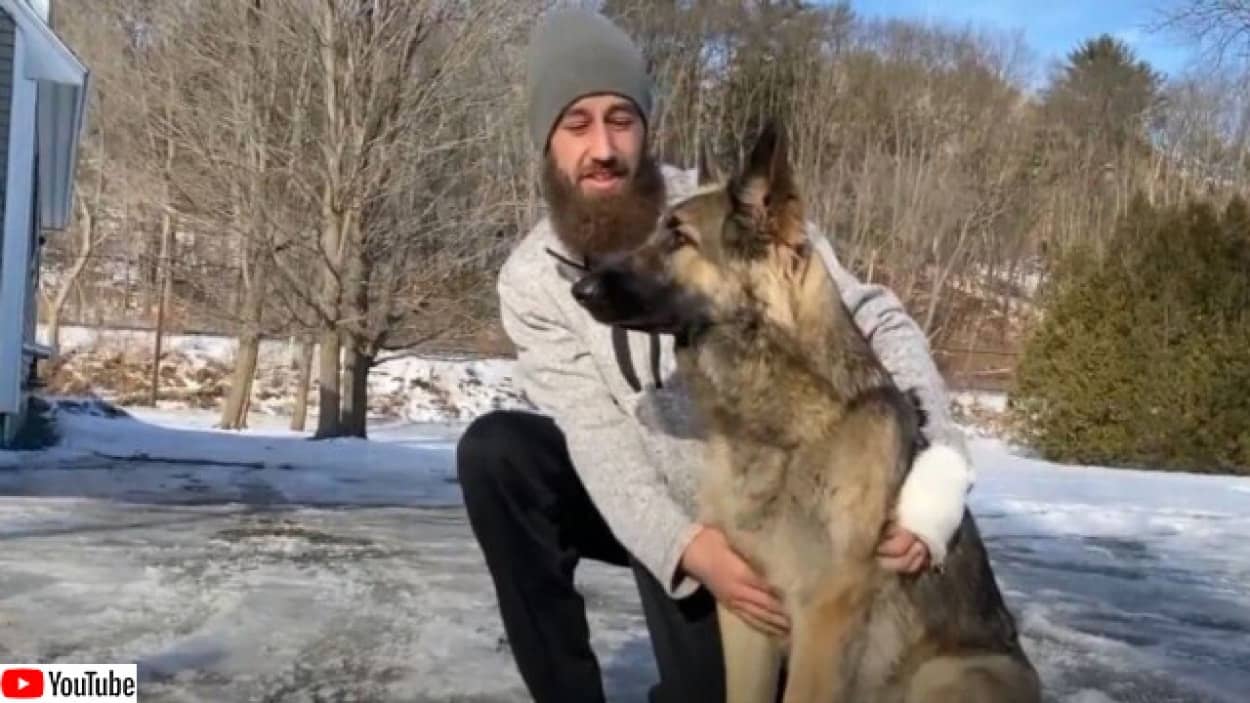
xmin=0 ymin=9 xmax=16 ymax=445
xmin=0 ymin=10 xmax=13 ymax=239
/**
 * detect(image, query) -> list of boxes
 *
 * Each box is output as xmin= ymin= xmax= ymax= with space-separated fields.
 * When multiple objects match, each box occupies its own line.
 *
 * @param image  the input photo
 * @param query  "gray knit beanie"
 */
xmin=525 ymin=8 xmax=653 ymax=151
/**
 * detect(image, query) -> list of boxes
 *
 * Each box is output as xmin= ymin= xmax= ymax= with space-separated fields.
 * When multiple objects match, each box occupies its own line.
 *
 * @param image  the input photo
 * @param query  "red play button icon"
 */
xmin=1 ymin=668 xmax=44 ymax=698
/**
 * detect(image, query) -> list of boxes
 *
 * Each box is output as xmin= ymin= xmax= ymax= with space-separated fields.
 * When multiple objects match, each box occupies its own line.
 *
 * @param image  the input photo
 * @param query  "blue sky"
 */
xmin=842 ymin=1 xmax=1198 ymax=84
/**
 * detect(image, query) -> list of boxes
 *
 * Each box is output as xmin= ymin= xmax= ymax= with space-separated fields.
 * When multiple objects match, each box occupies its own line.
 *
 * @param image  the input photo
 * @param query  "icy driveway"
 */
xmin=1 ymin=405 xmax=1248 ymax=702
xmin=0 ymin=407 xmax=653 ymax=702
xmin=0 ymin=498 xmax=652 ymax=702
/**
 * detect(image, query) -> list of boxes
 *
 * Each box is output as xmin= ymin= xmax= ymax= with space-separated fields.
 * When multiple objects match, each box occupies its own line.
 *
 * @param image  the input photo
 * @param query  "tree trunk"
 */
xmin=50 ymin=175 xmax=102 ymax=353
xmin=922 ymin=219 xmax=975 ymax=337
xmin=219 ymin=255 xmax=266 ymax=429
xmin=340 ymin=344 xmax=370 ymax=438
xmin=73 ymin=276 xmax=87 ymax=325
xmin=149 ymin=105 xmax=177 ymax=407
xmin=313 ymin=326 xmax=342 ymax=438
xmin=240 ymin=376 xmax=253 ymax=423
xmin=46 ymin=307 xmax=62 ymax=353
xmin=338 ymin=213 xmax=370 ymax=438
xmin=312 ymin=1 xmax=345 ymax=439
xmin=219 ymin=149 xmax=270 ymax=430
xmin=219 ymin=334 xmax=260 ymax=429
xmin=291 ymin=336 xmax=315 ymax=431
xmin=149 ymin=209 xmax=174 ymax=407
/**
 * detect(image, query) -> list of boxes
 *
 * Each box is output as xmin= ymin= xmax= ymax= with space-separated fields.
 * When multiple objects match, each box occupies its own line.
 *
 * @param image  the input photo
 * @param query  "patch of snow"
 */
xmin=38 ymin=325 xmax=528 ymax=423
xmin=951 ymin=389 xmax=1012 ymax=437
xmin=952 ymin=389 xmax=1008 ymax=413
xmin=2 ymin=399 xmax=461 ymax=508
xmin=40 ymin=324 xmax=249 ymax=363
xmin=368 ymin=356 xmax=529 ymax=423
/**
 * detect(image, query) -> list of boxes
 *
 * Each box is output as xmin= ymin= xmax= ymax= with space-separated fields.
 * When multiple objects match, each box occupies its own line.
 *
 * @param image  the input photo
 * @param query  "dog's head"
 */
xmin=571 ymin=121 xmax=811 ymax=339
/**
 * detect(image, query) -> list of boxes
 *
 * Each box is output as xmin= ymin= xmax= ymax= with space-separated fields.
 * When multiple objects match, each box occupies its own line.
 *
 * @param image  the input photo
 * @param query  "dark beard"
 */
xmin=541 ymin=151 xmax=666 ymax=260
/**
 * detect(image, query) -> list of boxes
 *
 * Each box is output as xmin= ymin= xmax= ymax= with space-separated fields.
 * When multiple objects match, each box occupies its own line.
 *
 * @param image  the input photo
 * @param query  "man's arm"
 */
xmin=810 ymin=232 xmax=973 ymax=567
xmin=498 ymin=259 xmax=704 ymax=598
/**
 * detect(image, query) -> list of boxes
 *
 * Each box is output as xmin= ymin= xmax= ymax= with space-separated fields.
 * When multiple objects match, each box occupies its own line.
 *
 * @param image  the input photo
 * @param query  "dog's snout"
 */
xmin=571 ymin=274 xmax=602 ymax=305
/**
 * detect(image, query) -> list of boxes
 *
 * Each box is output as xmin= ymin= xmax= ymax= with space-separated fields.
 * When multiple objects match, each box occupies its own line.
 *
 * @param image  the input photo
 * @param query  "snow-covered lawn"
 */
xmin=1 ymin=403 xmax=1248 ymax=702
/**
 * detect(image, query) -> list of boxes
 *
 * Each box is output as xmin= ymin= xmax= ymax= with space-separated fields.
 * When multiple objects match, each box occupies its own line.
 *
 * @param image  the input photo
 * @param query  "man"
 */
xmin=455 ymin=8 xmax=975 ymax=703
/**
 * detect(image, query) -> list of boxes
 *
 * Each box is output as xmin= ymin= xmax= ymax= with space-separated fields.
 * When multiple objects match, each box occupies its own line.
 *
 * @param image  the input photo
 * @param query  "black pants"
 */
xmin=456 ymin=409 xmax=727 ymax=703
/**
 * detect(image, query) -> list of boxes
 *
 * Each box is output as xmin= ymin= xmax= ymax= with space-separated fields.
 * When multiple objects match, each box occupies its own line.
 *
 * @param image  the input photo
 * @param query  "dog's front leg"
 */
xmin=780 ymin=572 xmax=873 ymax=703
xmin=782 ymin=404 xmax=902 ymax=702
xmin=719 ymin=601 xmax=784 ymax=703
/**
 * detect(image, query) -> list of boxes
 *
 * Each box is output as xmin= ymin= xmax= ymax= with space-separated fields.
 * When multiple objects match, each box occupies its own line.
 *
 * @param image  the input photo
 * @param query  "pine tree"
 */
xmin=1042 ymin=34 xmax=1164 ymax=157
xmin=1011 ymin=193 xmax=1250 ymax=474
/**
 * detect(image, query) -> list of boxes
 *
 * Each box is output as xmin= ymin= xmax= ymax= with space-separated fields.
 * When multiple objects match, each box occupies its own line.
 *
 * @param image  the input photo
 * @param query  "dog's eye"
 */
xmin=666 ymin=215 xmax=697 ymax=250
xmin=670 ymin=227 xmax=696 ymax=250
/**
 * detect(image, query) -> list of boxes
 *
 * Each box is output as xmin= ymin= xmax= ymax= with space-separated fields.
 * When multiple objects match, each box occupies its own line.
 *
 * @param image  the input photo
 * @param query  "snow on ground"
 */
xmin=952 ymin=389 xmax=1009 ymax=414
xmin=968 ymin=440 xmax=1250 ymax=702
xmin=4 ymin=401 xmax=463 ymax=507
xmin=42 ymin=324 xmax=244 ymax=360
xmin=950 ymin=389 xmax=1013 ymax=438
xmin=39 ymin=324 xmax=530 ymax=422
xmin=369 ymin=355 xmax=527 ymax=423
xmin=1 ymin=403 xmax=1249 ymax=702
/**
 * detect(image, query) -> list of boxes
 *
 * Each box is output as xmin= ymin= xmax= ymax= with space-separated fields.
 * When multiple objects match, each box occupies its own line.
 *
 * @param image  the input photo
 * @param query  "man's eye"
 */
xmin=671 ymin=228 xmax=696 ymax=249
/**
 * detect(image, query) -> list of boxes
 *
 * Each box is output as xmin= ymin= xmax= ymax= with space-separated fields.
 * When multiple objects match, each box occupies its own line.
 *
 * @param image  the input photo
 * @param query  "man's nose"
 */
xmin=587 ymin=121 xmax=615 ymax=162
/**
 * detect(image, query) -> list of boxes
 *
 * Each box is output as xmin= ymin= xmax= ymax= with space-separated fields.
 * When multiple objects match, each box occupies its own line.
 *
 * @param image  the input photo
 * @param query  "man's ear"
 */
xmin=732 ymin=120 xmax=803 ymax=247
xmin=697 ymin=141 xmax=724 ymax=186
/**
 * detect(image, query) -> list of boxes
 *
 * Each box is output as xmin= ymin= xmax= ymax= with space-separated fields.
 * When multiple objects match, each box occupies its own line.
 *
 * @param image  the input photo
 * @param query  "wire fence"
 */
xmin=933 ymin=346 xmax=1019 ymax=392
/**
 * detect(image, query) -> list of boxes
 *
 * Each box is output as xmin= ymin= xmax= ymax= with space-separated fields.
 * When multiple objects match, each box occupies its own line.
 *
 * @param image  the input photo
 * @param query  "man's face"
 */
xmin=547 ymin=94 xmax=645 ymax=198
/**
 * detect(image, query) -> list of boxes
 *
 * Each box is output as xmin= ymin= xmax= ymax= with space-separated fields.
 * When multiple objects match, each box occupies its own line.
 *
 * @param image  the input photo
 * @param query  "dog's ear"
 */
xmin=697 ymin=142 xmax=724 ymax=186
xmin=732 ymin=120 xmax=803 ymax=248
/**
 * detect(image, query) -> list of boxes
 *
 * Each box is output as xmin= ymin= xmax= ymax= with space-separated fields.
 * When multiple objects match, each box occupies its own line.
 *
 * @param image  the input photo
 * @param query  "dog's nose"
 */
xmin=571 ymin=274 xmax=602 ymax=304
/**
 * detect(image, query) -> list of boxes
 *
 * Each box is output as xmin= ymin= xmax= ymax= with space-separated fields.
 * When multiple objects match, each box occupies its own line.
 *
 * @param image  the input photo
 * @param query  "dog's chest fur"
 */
xmin=698 ymin=432 xmax=838 ymax=594
xmin=679 ymin=331 xmax=860 ymax=600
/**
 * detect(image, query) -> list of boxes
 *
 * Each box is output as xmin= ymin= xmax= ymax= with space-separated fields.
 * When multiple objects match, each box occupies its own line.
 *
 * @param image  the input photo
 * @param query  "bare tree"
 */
xmin=156 ymin=0 xmax=309 ymax=429
xmin=44 ymin=149 xmax=108 ymax=352
xmin=1154 ymin=1 xmax=1250 ymax=67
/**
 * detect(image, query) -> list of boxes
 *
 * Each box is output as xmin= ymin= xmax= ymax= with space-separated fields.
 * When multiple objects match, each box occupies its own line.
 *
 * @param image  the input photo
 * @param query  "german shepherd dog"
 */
xmin=570 ymin=123 xmax=1041 ymax=702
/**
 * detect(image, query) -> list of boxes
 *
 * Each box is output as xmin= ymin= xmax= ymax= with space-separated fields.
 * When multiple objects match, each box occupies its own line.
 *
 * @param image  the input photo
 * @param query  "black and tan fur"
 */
xmin=571 ymin=123 xmax=1041 ymax=702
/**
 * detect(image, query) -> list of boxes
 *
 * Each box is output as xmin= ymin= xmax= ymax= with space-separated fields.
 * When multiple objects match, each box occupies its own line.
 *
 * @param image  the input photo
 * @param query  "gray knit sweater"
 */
xmin=497 ymin=166 xmax=974 ymax=599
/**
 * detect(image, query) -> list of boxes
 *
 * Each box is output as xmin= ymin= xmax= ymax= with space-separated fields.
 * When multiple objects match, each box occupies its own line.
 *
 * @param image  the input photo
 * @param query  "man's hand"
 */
xmin=680 ymin=526 xmax=789 ymax=638
xmin=877 ymin=520 xmax=930 ymax=573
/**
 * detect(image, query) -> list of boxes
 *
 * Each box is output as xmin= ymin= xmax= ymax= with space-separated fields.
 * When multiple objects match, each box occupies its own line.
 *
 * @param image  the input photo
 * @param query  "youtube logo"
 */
xmin=0 ymin=664 xmax=136 ymax=701
xmin=1 ymin=668 xmax=43 ymax=698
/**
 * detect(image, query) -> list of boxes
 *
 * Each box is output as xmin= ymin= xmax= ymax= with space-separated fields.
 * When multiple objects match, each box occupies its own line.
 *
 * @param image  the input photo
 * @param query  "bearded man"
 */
xmin=455 ymin=8 xmax=976 ymax=703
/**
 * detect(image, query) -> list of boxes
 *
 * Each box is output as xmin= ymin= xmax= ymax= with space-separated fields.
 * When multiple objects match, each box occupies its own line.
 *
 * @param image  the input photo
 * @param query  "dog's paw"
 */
xmin=896 ymin=444 xmax=972 ymax=567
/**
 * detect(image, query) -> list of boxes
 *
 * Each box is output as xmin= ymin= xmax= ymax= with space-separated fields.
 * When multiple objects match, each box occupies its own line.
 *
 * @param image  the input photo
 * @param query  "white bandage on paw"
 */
xmin=895 ymin=444 xmax=973 ymax=567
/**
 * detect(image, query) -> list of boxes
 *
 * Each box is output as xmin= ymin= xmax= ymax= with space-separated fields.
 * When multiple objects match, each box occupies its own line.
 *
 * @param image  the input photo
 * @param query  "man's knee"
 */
xmin=456 ymin=409 xmax=552 ymax=498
